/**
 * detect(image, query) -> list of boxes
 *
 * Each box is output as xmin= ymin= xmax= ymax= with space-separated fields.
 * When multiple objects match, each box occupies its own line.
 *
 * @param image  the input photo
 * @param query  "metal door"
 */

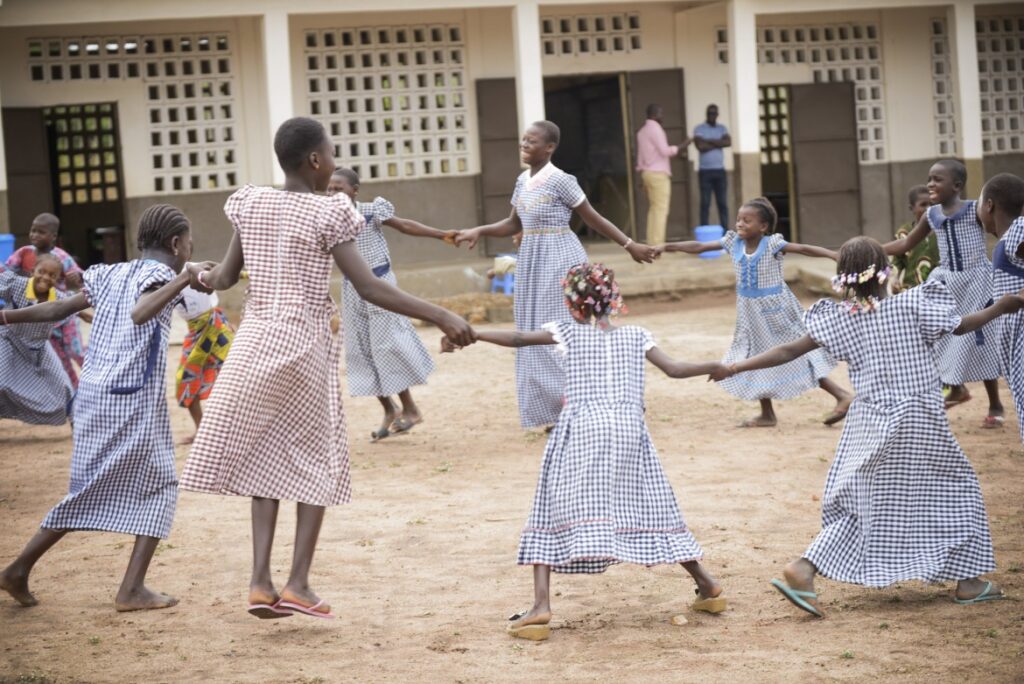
xmin=474 ymin=78 xmax=521 ymax=256
xmin=789 ymin=82 xmax=861 ymax=248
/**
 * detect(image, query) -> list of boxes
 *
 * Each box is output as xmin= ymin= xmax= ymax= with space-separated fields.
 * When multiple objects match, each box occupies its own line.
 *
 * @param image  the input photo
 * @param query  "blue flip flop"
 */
xmin=954 ymin=580 xmax=1006 ymax=605
xmin=770 ymin=578 xmax=823 ymax=618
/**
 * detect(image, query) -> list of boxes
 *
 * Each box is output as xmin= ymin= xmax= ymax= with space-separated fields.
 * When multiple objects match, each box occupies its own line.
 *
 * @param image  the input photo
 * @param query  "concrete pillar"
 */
xmin=0 ymin=85 xmax=8 ymax=233
xmin=262 ymin=11 xmax=294 ymax=186
xmin=948 ymin=1 xmax=983 ymax=197
xmin=727 ymin=0 xmax=761 ymax=208
xmin=512 ymin=1 xmax=545 ymax=136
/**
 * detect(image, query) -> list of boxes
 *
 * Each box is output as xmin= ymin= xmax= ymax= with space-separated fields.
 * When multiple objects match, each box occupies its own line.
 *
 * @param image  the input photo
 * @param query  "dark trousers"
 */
xmin=698 ymin=168 xmax=729 ymax=227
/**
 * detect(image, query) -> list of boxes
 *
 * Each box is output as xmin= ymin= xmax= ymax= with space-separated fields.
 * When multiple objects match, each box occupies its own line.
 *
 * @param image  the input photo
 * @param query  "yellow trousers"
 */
xmin=641 ymin=171 xmax=671 ymax=245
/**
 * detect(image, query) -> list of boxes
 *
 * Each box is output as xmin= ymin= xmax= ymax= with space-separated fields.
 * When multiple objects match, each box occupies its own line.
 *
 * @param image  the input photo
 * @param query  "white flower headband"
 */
xmin=830 ymin=263 xmax=890 ymax=315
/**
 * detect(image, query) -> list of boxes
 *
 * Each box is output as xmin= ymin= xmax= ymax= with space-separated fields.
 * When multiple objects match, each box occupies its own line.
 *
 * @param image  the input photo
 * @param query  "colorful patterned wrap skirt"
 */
xmin=175 ymin=307 xmax=234 ymax=407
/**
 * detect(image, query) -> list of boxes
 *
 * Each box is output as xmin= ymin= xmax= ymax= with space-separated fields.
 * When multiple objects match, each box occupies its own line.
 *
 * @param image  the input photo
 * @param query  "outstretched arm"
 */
xmin=133 ymin=270 xmax=194 ymax=325
xmin=645 ymin=346 xmax=721 ymax=379
xmin=782 ymin=242 xmax=838 ymax=260
xmin=332 ymin=240 xmax=476 ymax=346
xmin=442 ymin=329 xmax=555 ymax=352
xmin=709 ymin=335 xmax=821 ymax=380
xmin=382 ymin=216 xmax=453 ymax=241
xmin=954 ymin=290 xmax=1024 ymax=335
xmin=454 ymin=208 xmax=522 ymax=249
xmin=0 ymin=292 xmax=90 ymax=324
xmin=883 ymin=213 xmax=931 ymax=256
xmin=658 ymin=239 xmax=723 ymax=256
xmin=575 ymin=200 xmax=657 ymax=263
xmin=189 ymin=234 xmax=243 ymax=291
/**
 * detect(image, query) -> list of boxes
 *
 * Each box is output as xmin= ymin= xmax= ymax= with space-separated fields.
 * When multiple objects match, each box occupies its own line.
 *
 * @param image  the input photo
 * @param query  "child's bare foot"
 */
xmin=740 ymin=415 xmax=777 ymax=428
xmin=114 ymin=586 xmax=179 ymax=612
xmin=824 ymin=393 xmax=853 ymax=426
xmin=279 ymin=585 xmax=332 ymax=617
xmin=0 ymin=567 xmax=38 ymax=607
xmin=944 ymin=385 xmax=972 ymax=408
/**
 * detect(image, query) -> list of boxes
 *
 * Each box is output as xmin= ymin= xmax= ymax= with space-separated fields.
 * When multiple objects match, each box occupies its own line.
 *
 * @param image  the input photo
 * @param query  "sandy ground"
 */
xmin=1 ymin=291 xmax=1022 ymax=684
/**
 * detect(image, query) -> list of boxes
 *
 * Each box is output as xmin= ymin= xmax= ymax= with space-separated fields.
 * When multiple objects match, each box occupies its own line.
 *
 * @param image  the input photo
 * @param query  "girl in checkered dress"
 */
xmin=885 ymin=160 xmax=1004 ymax=428
xmin=329 ymin=167 xmax=456 ymax=442
xmin=0 ymin=255 xmax=74 ymax=425
xmin=0 ymin=205 xmax=198 ymax=612
xmin=181 ymin=118 xmax=475 ymax=620
xmin=976 ymin=173 xmax=1024 ymax=441
xmin=711 ymin=237 xmax=1022 ymax=617
xmin=659 ymin=198 xmax=852 ymax=427
xmin=442 ymin=264 xmax=726 ymax=641
xmin=455 ymin=121 xmax=658 ymax=429
xmin=6 ymin=213 xmax=87 ymax=388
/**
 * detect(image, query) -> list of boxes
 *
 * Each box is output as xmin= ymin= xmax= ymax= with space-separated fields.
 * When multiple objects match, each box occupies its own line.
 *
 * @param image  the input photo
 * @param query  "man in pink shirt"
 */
xmin=636 ymin=104 xmax=687 ymax=245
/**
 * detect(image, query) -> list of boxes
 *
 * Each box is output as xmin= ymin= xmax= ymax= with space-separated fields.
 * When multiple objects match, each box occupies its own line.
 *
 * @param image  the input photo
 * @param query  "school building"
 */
xmin=0 ymin=0 xmax=1021 ymax=267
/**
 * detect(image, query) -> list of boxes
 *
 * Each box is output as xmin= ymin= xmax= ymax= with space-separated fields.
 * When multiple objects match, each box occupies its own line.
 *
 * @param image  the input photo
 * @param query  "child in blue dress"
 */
xmin=442 ymin=263 xmax=726 ymax=641
xmin=0 ymin=254 xmax=74 ymax=425
xmin=455 ymin=121 xmax=658 ymax=429
xmin=658 ymin=197 xmax=852 ymax=427
xmin=328 ymin=167 xmax=455 ymax=441
xmin=885 ymin=159 xmax=1004 ymax=427
xmin=975 ymin=172 xmax=1024 ymax=441
xmin=0 ymin=205 xmax=202 ymax=612
xmin=710 ymin=237 xmax=1021 ymax=617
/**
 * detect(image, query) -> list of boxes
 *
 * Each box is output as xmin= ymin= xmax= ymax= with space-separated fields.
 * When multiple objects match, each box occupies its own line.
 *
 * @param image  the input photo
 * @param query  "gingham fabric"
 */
xmin=341 ymin=196 xmax=434 ymax=397
xmin=511 ymin=164 xmax=589 ymax=427
xmin=993 ymin=217 xmax=1024 ymax=442
xmin=0 ymin=272 xmax=73 ymax=425
xmin=7 ymin=245 xmax=86 ymax=387
xmin=799 ymin=280 xmax=995 ymax=587
xmin=516 ymin=322 xmax=704 ymax=574
xmin=926 ymin=201 xmax=1001 ymax=384
xmin=715 ymin=231 xmax=836 ymax=400
xmin=42 ymin=260 xmax=181 ymax=539
xmin=181 ymin=185 xmax=358 ymax=506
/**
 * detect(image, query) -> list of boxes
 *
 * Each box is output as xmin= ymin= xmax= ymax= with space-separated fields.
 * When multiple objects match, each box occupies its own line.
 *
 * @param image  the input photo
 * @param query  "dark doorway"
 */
xmin=2 ymin=108 xmax=55 ymax=243
xmin=43 ymin=103 xmax=127 ymax=266
xmin=544 ymin=74 xmax=633 ymax=240
xmin=759 ymin=85 xmax=794 ymax=241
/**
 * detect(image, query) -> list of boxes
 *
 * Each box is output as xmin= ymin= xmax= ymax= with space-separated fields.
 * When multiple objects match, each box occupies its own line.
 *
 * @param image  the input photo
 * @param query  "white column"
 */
xmin=262 ymin=11 xmax=295 ymax=185
xmin=512 ymin=1 xmax=545 ymax=135
xmin=0 ymin=85 xmax=7 ymax=196
xmin=727 ymin=0 xmax=759 ymax=158
xmin=726 ymin=0 xmax=761 ymax=203
xmin=948 ymin=1 xmax=983 ymax=194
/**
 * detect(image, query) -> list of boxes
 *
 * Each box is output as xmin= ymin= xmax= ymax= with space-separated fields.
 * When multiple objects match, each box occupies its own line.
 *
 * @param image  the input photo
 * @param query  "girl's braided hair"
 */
xmin=832 ymin=236 xmax=891 ymax=314
xmin=741 ymin=197 xmax=779 ymax=233
xmin=136 ymin=204 xmax=190 ymax=251
xmin=562 ymin=263 xmax=626 ymax=324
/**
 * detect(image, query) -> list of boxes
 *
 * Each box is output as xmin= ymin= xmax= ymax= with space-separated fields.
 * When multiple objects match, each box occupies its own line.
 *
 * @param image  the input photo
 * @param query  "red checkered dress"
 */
xmin=180 ymin=185 xmax=361 ymax=506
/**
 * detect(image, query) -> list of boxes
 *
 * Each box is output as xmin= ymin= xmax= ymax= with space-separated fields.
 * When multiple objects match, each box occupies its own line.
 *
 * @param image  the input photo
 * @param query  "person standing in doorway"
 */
xmin=636 ymin=104 xmax=686 ymax=245
xmin=693 ymin=104 xmax=732 ymax=227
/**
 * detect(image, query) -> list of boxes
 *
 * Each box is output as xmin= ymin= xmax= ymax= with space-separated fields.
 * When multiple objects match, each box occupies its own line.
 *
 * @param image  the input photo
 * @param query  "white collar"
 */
xmin=523 ymin=162 xmax=557 ymax=192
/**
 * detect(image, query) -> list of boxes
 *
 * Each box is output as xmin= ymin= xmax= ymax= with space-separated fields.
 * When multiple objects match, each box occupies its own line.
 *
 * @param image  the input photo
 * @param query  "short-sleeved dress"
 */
xmin=42 ymin=260 xmax=181 ymax=539
xmin=716 ymin=231 xmax=836 ymax=400
xmin=181 ymin=185 xmax=361 ymax=506
xmin=993 ymin=217 xmax=1024 ymax=441
xmin=0 ymin=272 xmax=73 ymax=425
xmin=800 ymin=281 xmax=995 ymax=587
xmin=511 ymin=163 xmax=589 ymax=428
xmin=341 ymin=196 xmax=434 ymax=397
xmin=925 ymin=202 xmax=1002 ymax=384
xmin=516 ymin=322 xmax=704 ymax=574
xmin=6 ymin=245 xmax=85 ymax=387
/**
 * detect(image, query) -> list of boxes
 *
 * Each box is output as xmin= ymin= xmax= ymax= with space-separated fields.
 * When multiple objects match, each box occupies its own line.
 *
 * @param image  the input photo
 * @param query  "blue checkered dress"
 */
xmin=801 ymin=280 xmax=995 ymax=586
xmin=716 ymin=231 xmax=835 ymax=400
xmin=42 ymin=260 xmax=181 ymax=539
xmin=516 ymin=322 xmax=704 ymax=574
xmin=512 ymin=164 xmax=589 ymax=428
xmin=0 ymin=271 xmax=73 ymax=425
xmin=926 ymin=201 xmax=1002 ymax=384
xmin=341 ymin=197 xmax=434 ymax=397
xmin=993 ymin=217 xmax=1024 ymax=442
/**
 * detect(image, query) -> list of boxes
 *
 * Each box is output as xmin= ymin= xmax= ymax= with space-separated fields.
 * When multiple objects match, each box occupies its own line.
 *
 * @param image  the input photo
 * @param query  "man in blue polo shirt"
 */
xmin=693 ymin=103 xmax=732 ymax=227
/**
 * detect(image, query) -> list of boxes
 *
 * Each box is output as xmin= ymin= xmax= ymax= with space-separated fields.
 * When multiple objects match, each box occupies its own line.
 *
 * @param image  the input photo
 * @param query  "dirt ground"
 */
xmin=1 ymin=291 xmax=1022 ymax=684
